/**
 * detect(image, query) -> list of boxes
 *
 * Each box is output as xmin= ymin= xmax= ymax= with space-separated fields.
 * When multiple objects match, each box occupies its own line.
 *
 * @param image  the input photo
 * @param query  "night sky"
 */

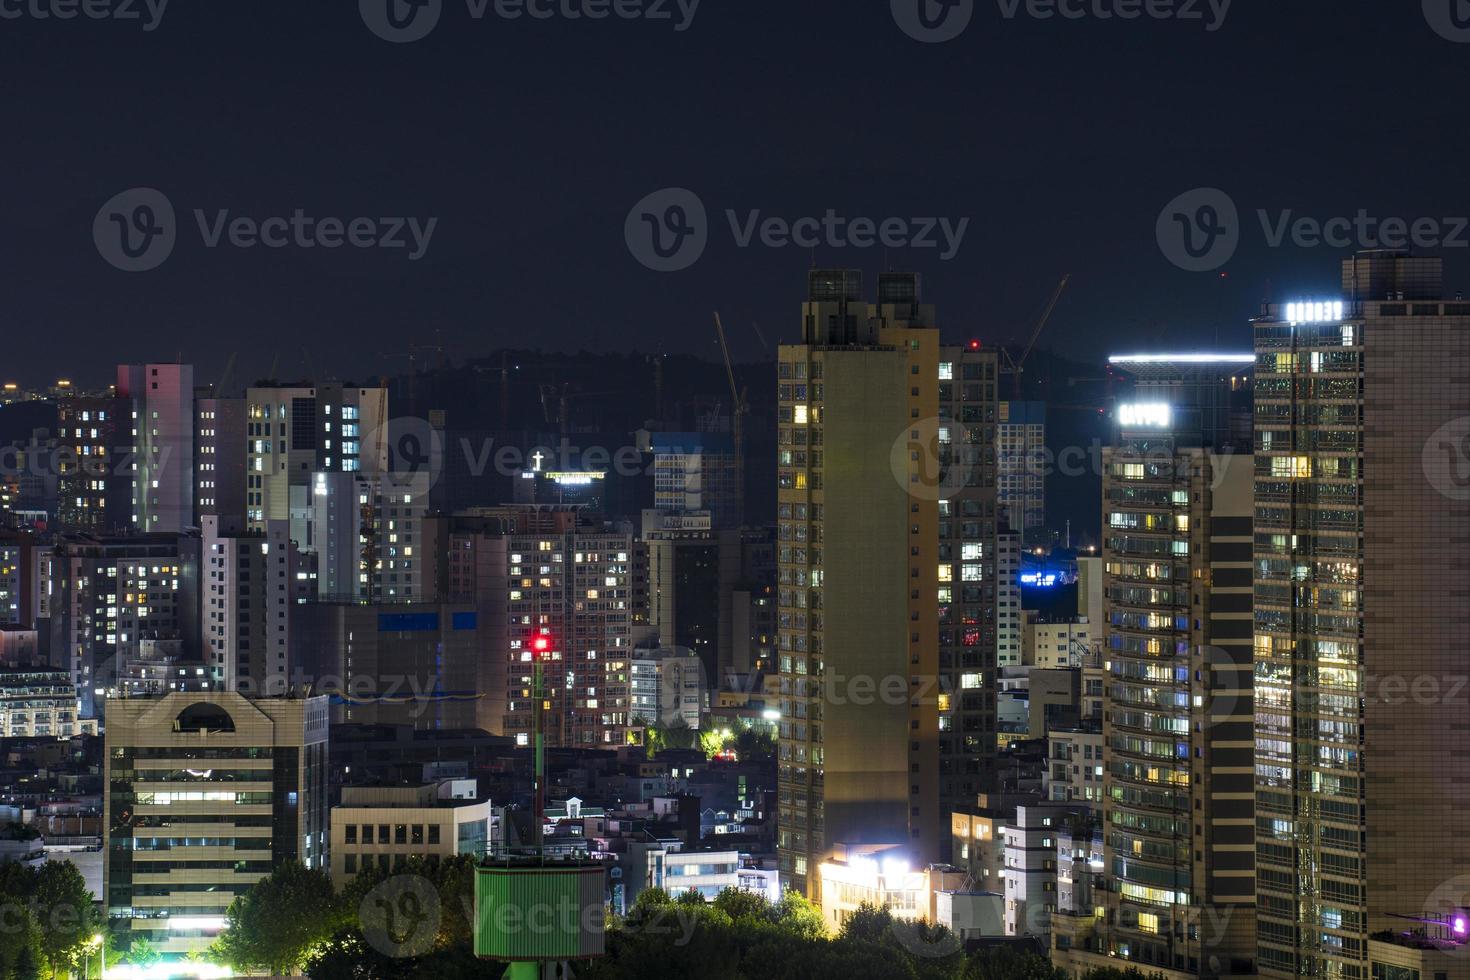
xmin=4 ymin=0 xmax=1468 ymax=387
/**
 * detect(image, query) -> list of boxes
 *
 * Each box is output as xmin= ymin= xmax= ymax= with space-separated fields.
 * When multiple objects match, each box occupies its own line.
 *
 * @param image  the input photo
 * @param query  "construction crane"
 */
xmin=999 ymin=274 xmax=1071 ymax=396
xmin=713 ymin=312 xmax=748 ymax=501
xmin=378 ymin=344 xmax=445 ymax=417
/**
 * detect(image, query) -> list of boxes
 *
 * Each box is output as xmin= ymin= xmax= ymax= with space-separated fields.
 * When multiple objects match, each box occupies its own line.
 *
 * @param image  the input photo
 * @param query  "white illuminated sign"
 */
xmin=1118 ymin=403 xmax=1173 ymax=428
xmin=1284 ymin=300 xmax=1345 ymax=324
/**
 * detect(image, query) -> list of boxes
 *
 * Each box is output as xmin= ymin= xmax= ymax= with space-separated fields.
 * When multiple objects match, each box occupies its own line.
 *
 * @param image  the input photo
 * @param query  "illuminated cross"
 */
xmin=531 ymin=450 xmax=546 ymax=472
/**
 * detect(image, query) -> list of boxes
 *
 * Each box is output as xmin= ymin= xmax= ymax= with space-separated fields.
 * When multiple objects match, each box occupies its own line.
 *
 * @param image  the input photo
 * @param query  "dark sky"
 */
xmin=4 ymin=0 xmax=1468 ymax=388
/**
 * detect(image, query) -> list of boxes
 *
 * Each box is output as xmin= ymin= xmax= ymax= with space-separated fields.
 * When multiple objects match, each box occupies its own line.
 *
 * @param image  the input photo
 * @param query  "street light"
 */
xmin=84 ymin=932 xmax=104 ymax=980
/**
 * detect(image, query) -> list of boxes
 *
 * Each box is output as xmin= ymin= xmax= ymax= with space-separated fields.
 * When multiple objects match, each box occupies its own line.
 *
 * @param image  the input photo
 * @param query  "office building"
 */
xmin=1254 ymin=252 xmax=1470 ymax=980
xmin=998 ymin=401 xmax=1047 ymax=538
xmin=776 ymin=270 xmax=1001 ymax=896
xmin=292 ymin=601 xmax=491 ymax=732
xmin=329 ymin=782 xmax=494 ymax=883
xmin=103 ymin=692 xmax=329 ymax=956
xmin=117 ymin=364 xmax=195 ymax=534
xmin=1054 ymin=353 xmax=1256 ymax=979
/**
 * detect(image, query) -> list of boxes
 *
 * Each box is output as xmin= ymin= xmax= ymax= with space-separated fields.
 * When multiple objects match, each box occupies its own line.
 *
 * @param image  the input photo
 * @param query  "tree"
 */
xmin=124 ymin=937 xmax=162 ymax=968
xmin=774 ymin=889 xmax=827 ymax=940
xmin=214 ymin=861 xmax=342 ymax=976
xmin=0 ymin=903 xmax=44 ymax=980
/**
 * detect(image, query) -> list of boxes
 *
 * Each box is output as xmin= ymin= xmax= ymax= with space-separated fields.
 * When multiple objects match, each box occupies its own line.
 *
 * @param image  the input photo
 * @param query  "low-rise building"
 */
xmin=329 ymin=781 xmax=495 ymax=882
xmin=817 ymin=843 xmax=966 ymax=935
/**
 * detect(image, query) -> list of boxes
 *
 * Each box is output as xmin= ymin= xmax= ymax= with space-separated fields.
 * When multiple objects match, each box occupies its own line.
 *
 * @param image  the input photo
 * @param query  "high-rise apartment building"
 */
xmin=194 ymin=394 xmax=246 ymax=525
xmin=56 ymin=394 xmax=131 ymax=533
xmin=307 ymin=469 xmax=438 ymax=602
xmin=1253 ymin=252 xmax=1470 ymax=980
xmin=998 ymin=401 xmax=1047 ymax=538
xmin=244 ymin=382 xmax=389 ymax=538
xmin=641 ymin=430 xmax=743 ymax=530
xmin=49 ymin=534 xmax=199 ymax=718
xmin=776 ymin=270 xmax=1000 ymax=897
xmin=500 ymin=526 xmax=642 ymax=747
xmin=118 ymin=364 xmax=196 ymax=534
xmin=201 ymin=516 xmax=299 ymax=694
xmin=1054 ymin=355 xmax=1257 ymax=979
xmin=103 ymin=692 xmax=329 ymax=956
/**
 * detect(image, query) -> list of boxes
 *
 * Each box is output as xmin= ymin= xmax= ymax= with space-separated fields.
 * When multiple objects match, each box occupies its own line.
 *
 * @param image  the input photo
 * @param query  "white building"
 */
xmin=630 ymin=647 xmax=705 ymax=731
xmin=817 ymin=843 xmax=966 ymax=935
xmin=1002 ymin=804 xmax=1072 ymax=939
xmin=201 ymin=516 xmax=298 ymax=694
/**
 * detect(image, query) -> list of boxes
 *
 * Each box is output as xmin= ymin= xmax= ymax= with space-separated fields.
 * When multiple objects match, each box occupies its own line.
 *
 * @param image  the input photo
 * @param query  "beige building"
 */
xmin=1022 ymin=617 xmax=1093 ymax=669
xmin=103 ymin=692 xmax=329 ymax=956
xmin=777 ymin=270 xmax=1000 ymax=897
xmin=330 ymin=783 xmax=494 ymax=883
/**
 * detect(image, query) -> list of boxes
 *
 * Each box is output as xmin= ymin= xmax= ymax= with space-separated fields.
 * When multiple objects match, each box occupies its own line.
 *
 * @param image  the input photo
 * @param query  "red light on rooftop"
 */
xmin=968 ymin=340 xmax=981 ymax=350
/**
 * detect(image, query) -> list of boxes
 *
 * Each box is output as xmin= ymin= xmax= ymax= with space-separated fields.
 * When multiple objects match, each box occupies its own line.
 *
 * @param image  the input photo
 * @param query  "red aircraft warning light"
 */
xmin=531 ymin=632 xmax=553 ymax=657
